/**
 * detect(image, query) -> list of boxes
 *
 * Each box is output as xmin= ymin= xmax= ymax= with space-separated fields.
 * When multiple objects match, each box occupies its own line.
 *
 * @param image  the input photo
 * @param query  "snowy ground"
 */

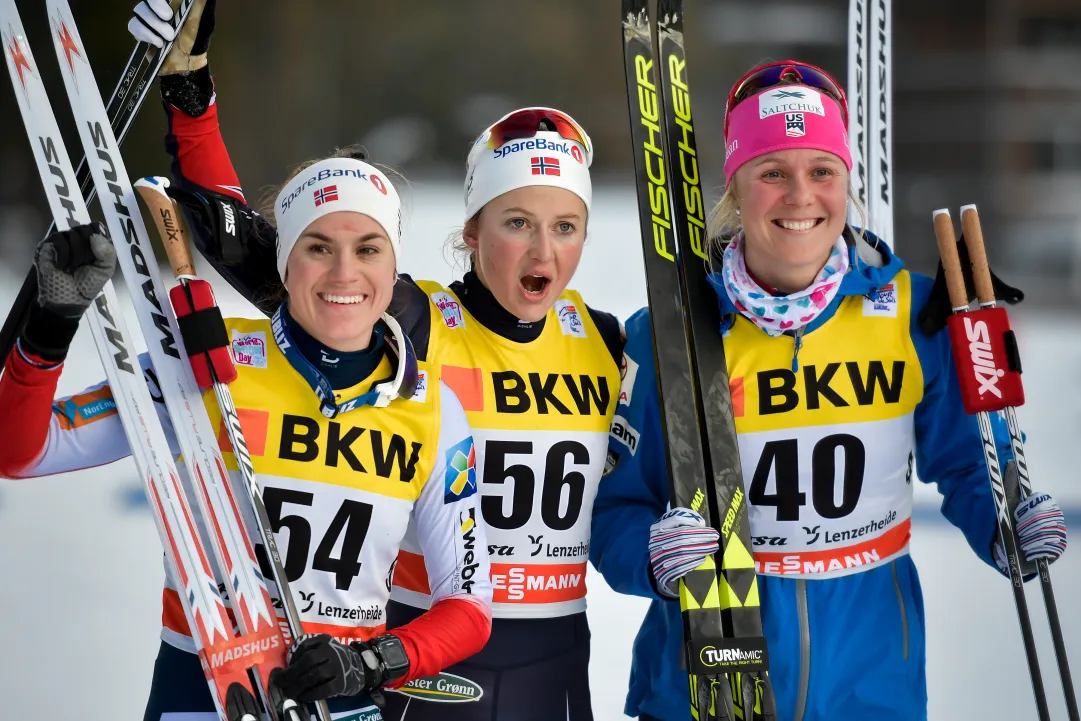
xmin=0 ymin=181 xmax=1078 ymax=720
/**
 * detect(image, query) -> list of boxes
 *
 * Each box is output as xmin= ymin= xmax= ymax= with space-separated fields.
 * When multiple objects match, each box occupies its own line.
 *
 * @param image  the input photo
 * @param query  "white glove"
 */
xmin=649 ymin=508 xmax=719 ymax=599
xmin=127 ymin=0 xmax=213 ymax=75
xmin=128 ymin=0 xmax=175 ymax=48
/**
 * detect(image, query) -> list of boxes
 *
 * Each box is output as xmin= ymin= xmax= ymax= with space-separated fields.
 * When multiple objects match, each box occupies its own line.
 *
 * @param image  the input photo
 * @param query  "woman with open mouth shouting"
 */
xmin=380 ymin=107 xmax=622 ymax=721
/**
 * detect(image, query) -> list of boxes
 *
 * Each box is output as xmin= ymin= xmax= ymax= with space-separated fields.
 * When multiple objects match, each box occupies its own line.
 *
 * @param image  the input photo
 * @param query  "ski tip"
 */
xmin=959 ymin=203 xmax=978 ymax=215
xmin=622 ymin=0 xmax=647 ymax=19
xmin=932 ymin=208 xmax=951 ymax=218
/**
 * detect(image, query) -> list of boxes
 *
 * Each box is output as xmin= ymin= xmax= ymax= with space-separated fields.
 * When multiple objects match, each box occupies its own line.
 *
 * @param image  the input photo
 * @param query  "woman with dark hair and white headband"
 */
xmin=590 ymin=60 xmax=1068 ymax=721
xmin=0 ymin=153 xmax=495 ymax=719
xmin=128 ymin=1 xmax=623 ymax=718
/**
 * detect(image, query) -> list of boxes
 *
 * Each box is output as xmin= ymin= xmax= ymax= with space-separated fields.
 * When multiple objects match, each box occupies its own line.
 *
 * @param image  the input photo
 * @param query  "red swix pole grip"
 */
xmin=934 ymin=207 xmax=1025 ymax=413
xmin=169 ymin=280 xmax=238 ymax=388
xmin=136 ymin=177 xmax=238 ymax=389
xmin=946 ymin=307 xmax=1025 ymax=413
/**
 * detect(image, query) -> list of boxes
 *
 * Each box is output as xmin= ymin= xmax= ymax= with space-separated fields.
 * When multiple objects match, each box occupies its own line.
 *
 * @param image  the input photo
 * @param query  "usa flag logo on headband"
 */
xmin=785 ymin=112 xmax=806 ymax=137
xmin=531 ymin=157 xmax=561 ymax=176
xmin=313 ymin=184 xmax=339 ymax=207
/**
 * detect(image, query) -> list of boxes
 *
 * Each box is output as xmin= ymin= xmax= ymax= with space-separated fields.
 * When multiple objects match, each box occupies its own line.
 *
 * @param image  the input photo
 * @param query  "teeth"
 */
xmin=778 ymin=219 xmax=817 ymax=231
xmin=320 ymin=293 xmax=368 ymax=305
xmin=521 ymin=274 xmax=549 ymax=295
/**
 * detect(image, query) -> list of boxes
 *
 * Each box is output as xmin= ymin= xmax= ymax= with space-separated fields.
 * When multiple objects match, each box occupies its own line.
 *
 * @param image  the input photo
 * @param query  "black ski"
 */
xmin=620 ymin=0 xmax=775 ymax=719
xmin=0 ymin=0 xmax=195 ymax=363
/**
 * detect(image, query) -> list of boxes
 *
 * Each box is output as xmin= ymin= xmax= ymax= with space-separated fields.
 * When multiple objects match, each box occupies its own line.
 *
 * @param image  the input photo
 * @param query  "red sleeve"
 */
xmin=0 ymin=346 xmax=63 ymax=478
xmin=385 ymin=596 xmax=492 ymax=687
xmin=164 ymin=97 xmax=247 ymax=203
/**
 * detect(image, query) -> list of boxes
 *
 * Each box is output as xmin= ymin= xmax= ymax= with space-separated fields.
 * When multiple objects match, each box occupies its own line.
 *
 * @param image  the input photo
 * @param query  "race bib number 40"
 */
xmin=739 ymin=415 xmax=915 ymax=578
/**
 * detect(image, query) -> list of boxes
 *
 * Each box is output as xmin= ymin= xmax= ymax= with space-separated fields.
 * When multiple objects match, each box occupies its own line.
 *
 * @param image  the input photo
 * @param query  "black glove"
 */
xmin=22 ymin=222 xmax=117 ymax=361
xmin=271 ymin=633 xmax=409 ymax=706
xmin=165 ymin=185 xmax=281 ymax=315
xmin=917 ymin=233 xmax=1024 ymax=336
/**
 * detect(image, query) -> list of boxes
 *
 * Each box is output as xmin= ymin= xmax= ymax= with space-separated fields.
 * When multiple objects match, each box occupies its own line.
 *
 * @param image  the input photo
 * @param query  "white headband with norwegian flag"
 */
xmin=464 ymin=129 xmax=593 ymax=222
xmin=274 ymin=157 xmax=402 ymax=282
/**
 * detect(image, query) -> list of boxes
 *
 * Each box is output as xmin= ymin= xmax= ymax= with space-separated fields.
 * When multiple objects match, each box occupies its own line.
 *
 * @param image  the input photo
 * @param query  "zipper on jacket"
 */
xmin=794 ymin=579 xmax=811 ymax=721
xmin=790 ymin=326 xmax=805 ymax=372
xmin=892 ymin=561 xmax=909 ymax=660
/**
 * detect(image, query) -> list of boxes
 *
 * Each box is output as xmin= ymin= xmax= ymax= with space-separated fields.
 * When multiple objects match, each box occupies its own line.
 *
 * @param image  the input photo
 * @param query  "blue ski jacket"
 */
xmin=590 ymin=235 xmax=1013 ymax=721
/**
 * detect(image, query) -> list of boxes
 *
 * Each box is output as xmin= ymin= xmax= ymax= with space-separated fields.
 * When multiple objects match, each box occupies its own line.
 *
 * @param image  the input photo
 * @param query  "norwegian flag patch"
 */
xmin=531 ymin=157 xmax=561 ymax=176
xmin=313 ymin=184 xmax=339 ymax=206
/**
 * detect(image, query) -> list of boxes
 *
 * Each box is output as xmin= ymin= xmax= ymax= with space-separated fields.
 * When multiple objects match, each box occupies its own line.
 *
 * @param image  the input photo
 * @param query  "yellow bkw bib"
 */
xmin=727 ymin=270 xmax=924 ymax=578
xmin=179 ymin=317 xmax=442 ymax=644
xmin=392 ymin=281 xmax=619 ymax=618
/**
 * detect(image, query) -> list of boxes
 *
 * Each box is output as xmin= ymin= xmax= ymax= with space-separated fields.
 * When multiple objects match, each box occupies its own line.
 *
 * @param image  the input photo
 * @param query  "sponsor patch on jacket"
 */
xmin=863 ymin=283 xmax=897 ymax=317
xmin=444 ymin=436 xmax=477 ymax=503
xmin=391 ymin=671 xmax=485 ymax=703
xmin=555 ymin=299 xmax=587 ymax=337
xmin=409 ymin=370 xmax=428 ymax=402
xmin=231 ymin=330 xmax=268 ymax=368
xmin=431 ymin=291 xmax=466 ymax=330
xmin=610 ymin=414 xmax=640 ymax=455
xmin=53 ymin=387 xmax=118 ymax=430
xmin=618 ymin=352 xmax=639 ymax=406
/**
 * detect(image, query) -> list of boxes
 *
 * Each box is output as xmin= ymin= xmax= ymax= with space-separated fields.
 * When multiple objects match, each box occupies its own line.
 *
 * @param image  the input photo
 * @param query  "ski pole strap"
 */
xmin=176 ymin=305 xmax=229 ymax=356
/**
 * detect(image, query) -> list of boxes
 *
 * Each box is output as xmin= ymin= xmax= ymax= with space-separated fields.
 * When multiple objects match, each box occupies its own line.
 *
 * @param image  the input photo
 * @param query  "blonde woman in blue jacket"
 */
xmin=589 ymin=60 xmax=1068 ymax=721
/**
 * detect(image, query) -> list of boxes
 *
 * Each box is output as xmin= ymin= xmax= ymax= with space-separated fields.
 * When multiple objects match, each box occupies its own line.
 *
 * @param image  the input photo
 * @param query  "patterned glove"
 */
xmin=21 ymin=222 xmax=116 ymax=361
xmin=649 ymin=508 xmax=719 ymax=599
xmin=994 ymin=492 xmax=1067 ymax=575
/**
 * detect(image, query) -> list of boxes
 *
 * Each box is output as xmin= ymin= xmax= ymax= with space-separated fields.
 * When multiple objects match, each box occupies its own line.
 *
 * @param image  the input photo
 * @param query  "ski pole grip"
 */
xmin=134 ymin=176 xmax=197 ymax=279
xmin=960 ymin=204 xmax=995 ymax=306
xmin=932 ymin=209 xmax=969 ymax=310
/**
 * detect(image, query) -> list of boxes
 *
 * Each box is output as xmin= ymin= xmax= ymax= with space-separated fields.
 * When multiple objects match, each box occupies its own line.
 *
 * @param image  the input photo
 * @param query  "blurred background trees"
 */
xmin=3 ymin=0 xmax=1081 ymax=300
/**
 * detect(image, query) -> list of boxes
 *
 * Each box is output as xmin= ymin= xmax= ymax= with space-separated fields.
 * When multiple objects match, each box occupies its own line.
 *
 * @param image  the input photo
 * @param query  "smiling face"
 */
xmin=284 ymin=211 xmax=396 ymax=352
xmin=733 ymin=148 xmax=849 ymax=293
xmin=464 ymin=185 xmax=587 ymax=323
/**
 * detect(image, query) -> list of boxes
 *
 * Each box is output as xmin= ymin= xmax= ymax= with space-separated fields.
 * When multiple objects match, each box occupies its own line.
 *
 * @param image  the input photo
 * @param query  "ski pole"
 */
xmin=932 ymin=207 xmax=1051 ymax=721
xmin=137 ymin=176 xmax=332 ymax=721
xmin=958 ymin=205 xmax=1078 ymax=721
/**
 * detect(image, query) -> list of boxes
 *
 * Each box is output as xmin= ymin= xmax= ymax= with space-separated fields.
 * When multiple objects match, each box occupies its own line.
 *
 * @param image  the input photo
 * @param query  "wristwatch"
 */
xmin=359 ymin=634 xmax=410 ymax=685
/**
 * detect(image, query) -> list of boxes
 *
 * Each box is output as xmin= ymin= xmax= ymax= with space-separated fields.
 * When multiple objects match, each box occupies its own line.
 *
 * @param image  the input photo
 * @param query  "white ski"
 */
xmin=847 ymin=0 xmax=893 ymax=248
xmin=0 ymin=4 xmax=263 ymax=718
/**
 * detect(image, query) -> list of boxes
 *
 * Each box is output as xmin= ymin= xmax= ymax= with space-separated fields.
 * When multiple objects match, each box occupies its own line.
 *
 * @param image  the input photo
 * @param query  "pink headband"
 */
xmin=723 ymin=85 xmax=852 ymax=183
